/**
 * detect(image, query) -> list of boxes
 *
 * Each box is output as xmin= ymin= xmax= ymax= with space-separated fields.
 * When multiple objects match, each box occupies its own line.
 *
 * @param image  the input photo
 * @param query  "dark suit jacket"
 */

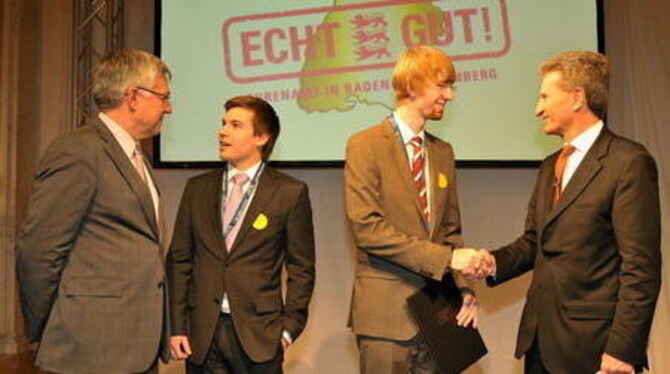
xmin=167 ymin=166 xmax=315 ymax=364
xmin=345 ymin=119 xmax=467 ymax=341
xmin=16 ymin=118 xmax=168 ymax=373
xmin=488 ymin=127 xmax=661 ymax=374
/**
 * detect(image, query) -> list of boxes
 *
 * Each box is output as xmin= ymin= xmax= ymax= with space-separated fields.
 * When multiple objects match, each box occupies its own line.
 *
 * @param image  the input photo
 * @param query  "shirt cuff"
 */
xmin=282 ymin=330 xmax=293 ymax=344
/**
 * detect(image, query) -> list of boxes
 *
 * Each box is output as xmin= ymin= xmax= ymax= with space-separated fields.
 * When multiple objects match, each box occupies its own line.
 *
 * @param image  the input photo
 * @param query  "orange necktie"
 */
xmin=552 ymin=145 xmax=576 ymax=207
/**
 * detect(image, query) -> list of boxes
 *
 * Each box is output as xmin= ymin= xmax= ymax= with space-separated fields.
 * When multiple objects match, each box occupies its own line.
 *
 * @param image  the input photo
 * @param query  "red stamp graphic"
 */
xmin=222 ymin=0 xmax=511 ymax=83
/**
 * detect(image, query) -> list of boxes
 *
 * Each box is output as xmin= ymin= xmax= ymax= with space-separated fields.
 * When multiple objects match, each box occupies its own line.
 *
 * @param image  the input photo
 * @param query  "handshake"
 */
xmin=450 ymin=248 xmax=496 ymax=281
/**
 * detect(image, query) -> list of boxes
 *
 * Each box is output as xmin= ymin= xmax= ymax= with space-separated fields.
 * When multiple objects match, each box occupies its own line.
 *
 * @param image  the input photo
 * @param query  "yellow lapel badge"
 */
xmin=253 ymin=213 xmax=269 ymax=230
xmin=438 ymin=173 xmax=449 ymax=189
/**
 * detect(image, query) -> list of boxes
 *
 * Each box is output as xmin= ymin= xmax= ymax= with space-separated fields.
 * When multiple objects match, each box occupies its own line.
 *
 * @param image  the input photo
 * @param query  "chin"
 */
xmin=429 ymin=112 xmax=444 ymax=120
xmin=542 ymin=124 xmax=559 ymax=136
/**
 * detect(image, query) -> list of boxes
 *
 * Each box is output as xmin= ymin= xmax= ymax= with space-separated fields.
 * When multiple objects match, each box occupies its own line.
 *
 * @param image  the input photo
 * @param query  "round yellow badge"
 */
xmin=438 ymin=173 xmax=449 ymax=189
xmin=253 ymin=213 xmax=269 ymax=230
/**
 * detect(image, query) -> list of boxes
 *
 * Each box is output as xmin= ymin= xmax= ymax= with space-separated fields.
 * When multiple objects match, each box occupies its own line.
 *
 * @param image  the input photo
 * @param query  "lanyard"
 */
xmin=222 ymin=163 xmax=265 ymax=236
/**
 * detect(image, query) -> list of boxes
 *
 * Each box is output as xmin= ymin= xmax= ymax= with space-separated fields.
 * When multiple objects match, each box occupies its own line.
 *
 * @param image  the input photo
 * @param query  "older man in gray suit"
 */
xmin=16 ymin=49 xmax=172 ymax=374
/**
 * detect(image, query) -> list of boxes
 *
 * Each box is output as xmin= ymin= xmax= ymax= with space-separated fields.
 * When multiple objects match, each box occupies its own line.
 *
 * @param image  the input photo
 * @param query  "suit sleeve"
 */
xmin=605 ymin=152 xmax=661 ymax=366
xmin=487 ymin=167 xmax=543 ymax=286
xmin=436 ymin=146 xmax=471 ymax=291
xmin=166 ymin=180 xmax=196 ymax=336
xmin=282 ymin=184 xmax=316 ymax=340
xmin=344 ymin=135 xmax=451 ymax=282
xmin=16 ymin=138 xmax=96 ymax=342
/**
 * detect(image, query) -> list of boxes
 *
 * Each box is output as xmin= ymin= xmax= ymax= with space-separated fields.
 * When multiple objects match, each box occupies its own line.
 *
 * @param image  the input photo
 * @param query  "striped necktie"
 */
xmin=410 ymin=136 xmax=429 ymax=222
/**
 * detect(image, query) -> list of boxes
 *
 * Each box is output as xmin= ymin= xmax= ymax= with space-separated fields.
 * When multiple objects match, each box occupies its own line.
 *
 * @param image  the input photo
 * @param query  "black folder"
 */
xmin=407 ymin=277 xmax=487 ymax=374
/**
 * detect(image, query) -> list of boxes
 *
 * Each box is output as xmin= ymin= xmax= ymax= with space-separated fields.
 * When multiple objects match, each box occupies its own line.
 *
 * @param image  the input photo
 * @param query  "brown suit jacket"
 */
xmin=167 ymin=166 xmax=315 ymax=364
xmin=345 ymin=118 xmax=466 ymax=341
xmin=488 ymin=127 xmax=661 ymax=374
xmin=16 ymin=118 xmax=168 ymax=373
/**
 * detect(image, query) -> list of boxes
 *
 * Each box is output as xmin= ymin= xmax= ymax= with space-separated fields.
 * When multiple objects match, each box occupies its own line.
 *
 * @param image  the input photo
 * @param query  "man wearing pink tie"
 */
xmin=167 ymin=96 xmax=316 ymax=374
xmin=16 ymin=49 xmax=172 ymax=374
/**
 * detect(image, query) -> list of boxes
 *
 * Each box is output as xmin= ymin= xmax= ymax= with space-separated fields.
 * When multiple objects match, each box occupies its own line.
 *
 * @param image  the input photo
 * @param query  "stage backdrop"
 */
xmin=158 ymin=0 xmax=598 ymax=164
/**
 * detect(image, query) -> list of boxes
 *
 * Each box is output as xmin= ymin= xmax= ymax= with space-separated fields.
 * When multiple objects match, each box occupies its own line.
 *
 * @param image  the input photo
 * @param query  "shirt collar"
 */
xmin=227 ymin=161 xmax=262 ymax=183
xmin=568 ymin=121 xmax=604 ymax=154
xmin=393 ymin=111 xmax=425 ymax=144
xmin=99 ymin=112 xmax=138 ymax=158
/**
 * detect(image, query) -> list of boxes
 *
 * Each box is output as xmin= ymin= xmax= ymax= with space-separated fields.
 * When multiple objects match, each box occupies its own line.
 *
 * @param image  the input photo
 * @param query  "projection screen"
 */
xmin=158 ymin=0 xmax=600 ymax=166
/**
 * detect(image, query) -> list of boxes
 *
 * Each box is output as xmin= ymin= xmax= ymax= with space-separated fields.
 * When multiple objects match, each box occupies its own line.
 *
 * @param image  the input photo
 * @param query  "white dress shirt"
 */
xmin=562 ymin=121 xmax=604 ymax=189
xmin=220 ymin=161 xmax=262 ymax=314
xmin=98 ymin=113 xmax=159 ymax=219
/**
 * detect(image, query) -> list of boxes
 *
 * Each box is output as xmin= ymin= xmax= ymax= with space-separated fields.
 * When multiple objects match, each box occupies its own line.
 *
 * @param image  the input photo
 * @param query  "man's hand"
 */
xmin=598 ymin=353 xmax=635 ymax=374
xmin=452 ymin=248 xmax=496 ymax=281
xmin=170 ymin=335 xmax=192 ymax=360
xmin=455 ymin=293 xmax=478 ymax=328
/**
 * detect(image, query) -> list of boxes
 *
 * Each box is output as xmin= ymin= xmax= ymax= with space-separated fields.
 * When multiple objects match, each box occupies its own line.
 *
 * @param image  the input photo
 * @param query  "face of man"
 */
xmin=535 ymin=71 xmax=580 ymax=137
xmin=411 ymin=71 xmax=454 ymax=121
xmin=132 ymin=74 xmax=173 ymax=139
xmin=219 ymin=107 xmax=268 ymax=169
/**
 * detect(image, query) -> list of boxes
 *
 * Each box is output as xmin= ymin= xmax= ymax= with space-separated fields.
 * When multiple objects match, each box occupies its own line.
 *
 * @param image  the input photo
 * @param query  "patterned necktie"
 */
xmin=410 ymin=136 xmax=429 ymax=222
xmin=552 ymin=144 xmax=576 ymax=207
xmin=223 ymin=173 xmax=250 ymax=249
xmin=132 ymin=143 xmax=147 ymax=184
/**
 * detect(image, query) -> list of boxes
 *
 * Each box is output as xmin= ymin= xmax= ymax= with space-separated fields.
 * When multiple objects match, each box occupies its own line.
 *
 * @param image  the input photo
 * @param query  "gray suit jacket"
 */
xmin=345 ymin=119 xmax=466 ymax=341
xmin=16 ymin=118 xmax=168 ymax=373
xmin=488 ymin=127 xmax=661 ymax=374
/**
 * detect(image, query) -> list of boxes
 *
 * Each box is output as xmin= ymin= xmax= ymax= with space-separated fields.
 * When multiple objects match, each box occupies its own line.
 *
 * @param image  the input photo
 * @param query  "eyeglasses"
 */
xmin=136 ymin=86 xmax=171 ymax=102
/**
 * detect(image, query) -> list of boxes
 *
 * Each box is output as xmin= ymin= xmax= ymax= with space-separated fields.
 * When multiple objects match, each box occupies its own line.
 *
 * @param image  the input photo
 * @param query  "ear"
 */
xmin=126 ymin=87 xmax=141 ymax=112
xmin=571 ymin=87 xmax=586 ymax=112
xmin=406 ymin=83 xmax=417 ymax=99
xmin=255 ymin=133 xmax=270 ymax=147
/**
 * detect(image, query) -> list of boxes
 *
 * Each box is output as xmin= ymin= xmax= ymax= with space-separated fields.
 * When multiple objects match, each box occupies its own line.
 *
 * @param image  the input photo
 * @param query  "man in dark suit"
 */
xmin=16 ymin=49 xmax=173 ymax=373
xmin=345 ymin=46 xmax=477 ymax=374
xmin=459 ymin=51 xmax=661 ymax=374
xmin=167 ymin=95 xmax=315 ymax=374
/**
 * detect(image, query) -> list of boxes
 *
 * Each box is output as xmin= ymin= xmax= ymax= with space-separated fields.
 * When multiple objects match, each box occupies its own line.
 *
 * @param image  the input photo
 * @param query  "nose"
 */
xmin=164 ymin=100 xmax=173 ymax=114
xmin=534 ymin=100 xmax=543 ymax=117
xmin=444 ymin=85 xmax=454 ymax=101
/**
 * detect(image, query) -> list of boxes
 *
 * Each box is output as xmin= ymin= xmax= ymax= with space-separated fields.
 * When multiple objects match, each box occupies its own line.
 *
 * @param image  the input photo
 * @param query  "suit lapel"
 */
xmin=543 ymin=128 xmax=612 ymax=229
xmin=226 ymin=168 xmax=278 ymax=259
xmin=93 ymin=119 xmax=160 ymax=241
xmin=208 ymin=169 xmax=227 ymax=261
xmin=381 ymin=120 xmax=427 ymax=232
xmin=426 ymin=135 xmax=446 ymax=235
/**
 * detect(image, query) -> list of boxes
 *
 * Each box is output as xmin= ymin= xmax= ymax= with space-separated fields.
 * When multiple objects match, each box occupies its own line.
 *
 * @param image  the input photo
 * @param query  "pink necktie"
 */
xmin=132 ymin=143 xmax=147 ymax=184
xmin=223 ymin=173 xmax=250 ymax=249
xmin=410 ymin=136 xmax=429 ymax=222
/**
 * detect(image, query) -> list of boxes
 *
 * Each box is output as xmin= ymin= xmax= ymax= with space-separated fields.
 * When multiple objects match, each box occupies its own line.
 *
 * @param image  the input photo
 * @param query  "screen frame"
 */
xmin=152 ymin=0 xmax=605 ymax=169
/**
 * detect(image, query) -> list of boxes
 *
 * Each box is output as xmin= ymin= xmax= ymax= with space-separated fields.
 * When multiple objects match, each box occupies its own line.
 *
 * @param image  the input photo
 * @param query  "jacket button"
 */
xmin=214 ymin=298 xmax=221 ymax=304
xmin=157 ymin=281 xmax=164 ymax=288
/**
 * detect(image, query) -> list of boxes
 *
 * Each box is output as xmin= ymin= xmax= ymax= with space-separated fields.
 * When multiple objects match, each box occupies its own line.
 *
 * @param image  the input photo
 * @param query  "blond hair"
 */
xmin=392 ymin=46 xmax=455 ymax=101
xmin=93 ymin=49 xmax=171 ymax=111
xmin=539 ymin=51 xmax=609 ymax=118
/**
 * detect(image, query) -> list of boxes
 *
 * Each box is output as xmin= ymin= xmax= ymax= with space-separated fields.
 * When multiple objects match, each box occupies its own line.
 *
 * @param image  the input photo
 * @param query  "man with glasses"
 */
xmin=17 ymin=49 xmax=172 ymax=374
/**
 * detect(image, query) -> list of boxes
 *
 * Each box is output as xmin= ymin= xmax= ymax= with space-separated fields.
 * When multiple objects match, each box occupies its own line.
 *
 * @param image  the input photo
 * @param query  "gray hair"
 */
xmin=93 ymin=49 xmax=171 ymax=111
